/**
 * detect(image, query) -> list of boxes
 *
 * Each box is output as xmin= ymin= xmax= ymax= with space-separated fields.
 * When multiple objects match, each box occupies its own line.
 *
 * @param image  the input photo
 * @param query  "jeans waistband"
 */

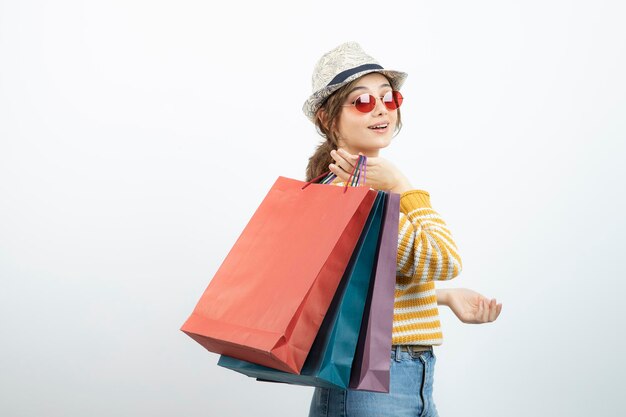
xmin=392 ymin=344 xmax=433 ymax=354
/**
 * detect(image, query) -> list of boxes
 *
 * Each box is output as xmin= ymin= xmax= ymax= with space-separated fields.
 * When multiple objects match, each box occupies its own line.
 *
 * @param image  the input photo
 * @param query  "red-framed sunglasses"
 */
xmin=343 ymin=91 xmax=404 ymax=113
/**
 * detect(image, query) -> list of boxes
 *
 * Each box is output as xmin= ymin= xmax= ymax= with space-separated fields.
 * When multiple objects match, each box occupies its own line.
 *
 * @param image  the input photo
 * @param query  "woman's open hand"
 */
xmin=328 ymin=148 xmax=412 ymax=193
xmin=440 ymin=288 xmax=502 ymax=324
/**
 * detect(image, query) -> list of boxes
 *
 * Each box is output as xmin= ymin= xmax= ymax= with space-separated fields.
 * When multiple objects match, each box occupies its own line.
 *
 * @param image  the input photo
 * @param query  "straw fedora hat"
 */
xmin=302 ymin=41 xmax=408 ymax=122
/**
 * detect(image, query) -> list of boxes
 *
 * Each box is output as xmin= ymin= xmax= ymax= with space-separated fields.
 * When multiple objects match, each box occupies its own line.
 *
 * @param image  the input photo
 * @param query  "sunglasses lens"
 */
xmin=383 ymin=91 xmax=403 ymax=110
xmin=354 ymin=94 xmax=376 ymax=113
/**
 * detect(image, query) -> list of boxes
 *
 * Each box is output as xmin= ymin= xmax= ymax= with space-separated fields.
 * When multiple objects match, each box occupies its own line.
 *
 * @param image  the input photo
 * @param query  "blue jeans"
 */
xmin=308 ymin=347 xmax=439 ymax=417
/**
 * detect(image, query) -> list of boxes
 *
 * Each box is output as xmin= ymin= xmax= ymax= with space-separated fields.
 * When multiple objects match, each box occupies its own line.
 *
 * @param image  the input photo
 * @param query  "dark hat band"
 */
xmin=326 ymin=63 xmax=384 ymax=87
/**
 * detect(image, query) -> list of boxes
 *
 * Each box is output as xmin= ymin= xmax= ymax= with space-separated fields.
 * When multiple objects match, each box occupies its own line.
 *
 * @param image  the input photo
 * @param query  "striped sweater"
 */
xmin=330 ymin=181 xmax=462 ymax=345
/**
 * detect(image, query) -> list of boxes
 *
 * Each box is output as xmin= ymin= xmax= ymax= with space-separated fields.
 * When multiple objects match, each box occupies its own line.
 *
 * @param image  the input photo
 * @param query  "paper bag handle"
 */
xmin=302 ymin=155 xmax=367 ymax=193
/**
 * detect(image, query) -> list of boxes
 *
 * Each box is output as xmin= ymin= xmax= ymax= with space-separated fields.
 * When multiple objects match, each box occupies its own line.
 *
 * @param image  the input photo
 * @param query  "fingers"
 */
xmin=338 ymin=148 xmax=359 ymax=161
xmin=329 ymin=149 xmax=362 ymax=180
xmin=330 ymin=149 xmax=358 ymax=172
xmin=476 ymin=297 xmax=483 ymax=317
xmin=474 ymin=298 xmax=501 ymax=324
xmin=480 ymin=299 xmax=489 ymax=322
xmin=483 ymin=298 xmax=502 ymax=323
xmin=329 ymin=163 xmax=351 ymax=181
xmin=485 ymin=299 xmax=494 ymax=322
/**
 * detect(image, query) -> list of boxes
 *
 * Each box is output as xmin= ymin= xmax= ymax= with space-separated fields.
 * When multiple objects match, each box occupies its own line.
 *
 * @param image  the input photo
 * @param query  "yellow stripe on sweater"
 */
xmin=393 ymin=320 xmax=442 ymax=333
xmin=393 ymin=308 xmax=440 ymax=322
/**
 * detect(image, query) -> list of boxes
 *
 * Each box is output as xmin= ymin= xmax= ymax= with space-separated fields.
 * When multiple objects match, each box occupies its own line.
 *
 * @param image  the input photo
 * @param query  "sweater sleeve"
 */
xmin=396 ymin=190 xmax=462 ymax=283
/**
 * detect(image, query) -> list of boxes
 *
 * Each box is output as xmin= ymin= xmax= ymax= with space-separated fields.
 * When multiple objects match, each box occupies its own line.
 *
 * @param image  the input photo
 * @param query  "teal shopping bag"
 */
xmin=218 ymin=191 xmax=386 ymax=389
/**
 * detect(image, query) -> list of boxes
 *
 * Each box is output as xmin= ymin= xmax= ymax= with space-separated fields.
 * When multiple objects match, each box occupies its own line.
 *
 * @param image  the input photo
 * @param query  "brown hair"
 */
xmin=304 ymin=76 xmax=402 ymax=181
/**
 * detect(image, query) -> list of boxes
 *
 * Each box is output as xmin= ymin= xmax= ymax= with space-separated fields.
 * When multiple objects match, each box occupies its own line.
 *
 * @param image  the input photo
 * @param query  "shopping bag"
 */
xmin=181 ymin=176 xmax=377 ymax=374
xmin=349 ymin=191 xmax=400 ymax=392
xmin=218 ymin=191 xmax=387 ymax=389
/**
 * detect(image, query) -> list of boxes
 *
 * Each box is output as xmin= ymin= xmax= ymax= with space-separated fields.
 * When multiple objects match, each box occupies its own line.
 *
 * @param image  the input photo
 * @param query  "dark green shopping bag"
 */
xmin=218 ymin=191 xmax=386 ymax=389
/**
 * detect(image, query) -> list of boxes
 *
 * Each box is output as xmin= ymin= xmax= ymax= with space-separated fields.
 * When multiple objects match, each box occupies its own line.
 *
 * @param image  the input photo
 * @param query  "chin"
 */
xmin=349 ymin=134 xmax=393 ymax=154
xmin=371 ymin=135 xmax=393 ymax=149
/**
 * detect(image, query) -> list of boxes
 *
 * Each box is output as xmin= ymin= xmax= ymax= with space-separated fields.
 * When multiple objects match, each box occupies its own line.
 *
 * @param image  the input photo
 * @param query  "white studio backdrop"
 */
xmin=1 ymin=1 xmax=625 ymax=416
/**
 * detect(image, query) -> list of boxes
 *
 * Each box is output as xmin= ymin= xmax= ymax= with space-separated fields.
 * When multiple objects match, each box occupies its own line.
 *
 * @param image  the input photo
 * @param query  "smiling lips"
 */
xmin=368 ymin=122 xmax=389 ymax=130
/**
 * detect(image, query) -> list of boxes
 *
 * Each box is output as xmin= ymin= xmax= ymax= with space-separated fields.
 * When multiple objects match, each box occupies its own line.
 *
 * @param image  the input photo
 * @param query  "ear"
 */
xmin=316 ymin=108 xmax=329 ymax=130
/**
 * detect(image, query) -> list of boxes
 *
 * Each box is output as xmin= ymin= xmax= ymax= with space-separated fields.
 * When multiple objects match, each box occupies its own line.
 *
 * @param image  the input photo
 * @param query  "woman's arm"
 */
xmin=396 ymin=190 xmax=462 ymax=283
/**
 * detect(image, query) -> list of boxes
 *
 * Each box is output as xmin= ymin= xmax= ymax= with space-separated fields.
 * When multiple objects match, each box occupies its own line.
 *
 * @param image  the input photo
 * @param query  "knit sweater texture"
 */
xmin=330 ymin=180 xmax=462 ymax=345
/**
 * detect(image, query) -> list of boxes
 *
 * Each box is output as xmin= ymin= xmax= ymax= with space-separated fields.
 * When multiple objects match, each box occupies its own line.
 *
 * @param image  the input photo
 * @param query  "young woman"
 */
xmin=303 ymin=42 xmax=502 ymax=417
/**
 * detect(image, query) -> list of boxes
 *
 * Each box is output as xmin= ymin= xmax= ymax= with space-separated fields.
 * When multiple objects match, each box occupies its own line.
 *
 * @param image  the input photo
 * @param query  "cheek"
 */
xmin=391 ymin=111 xmax=399 ymax=126
xmin=336 ymin=112 xmax=360 ymax=137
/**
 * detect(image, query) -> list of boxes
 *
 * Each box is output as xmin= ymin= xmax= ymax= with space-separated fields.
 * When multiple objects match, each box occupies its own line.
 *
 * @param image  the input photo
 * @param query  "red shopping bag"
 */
xmin=181 ymin=176 xmax=377 ymax=374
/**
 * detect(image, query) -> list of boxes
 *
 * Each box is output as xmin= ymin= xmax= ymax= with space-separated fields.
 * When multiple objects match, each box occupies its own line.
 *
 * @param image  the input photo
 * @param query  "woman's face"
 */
xmin=335 ymin=73 xmax=398 ymax=157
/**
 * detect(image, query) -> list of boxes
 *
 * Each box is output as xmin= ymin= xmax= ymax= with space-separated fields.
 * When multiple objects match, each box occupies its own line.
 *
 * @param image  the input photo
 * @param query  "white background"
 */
xmin=1 ymin=1 xmax=625 ymax=416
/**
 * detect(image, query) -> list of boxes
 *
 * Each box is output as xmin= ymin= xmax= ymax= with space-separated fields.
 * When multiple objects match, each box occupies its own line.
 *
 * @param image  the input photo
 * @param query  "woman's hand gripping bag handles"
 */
xmin=180 ymin=162 xmax=377 ymax=374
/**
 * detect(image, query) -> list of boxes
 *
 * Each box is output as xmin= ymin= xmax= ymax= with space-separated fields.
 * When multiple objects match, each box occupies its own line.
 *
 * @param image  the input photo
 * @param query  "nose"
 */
xmin=372 ymin=96 xmax=389 ymax=116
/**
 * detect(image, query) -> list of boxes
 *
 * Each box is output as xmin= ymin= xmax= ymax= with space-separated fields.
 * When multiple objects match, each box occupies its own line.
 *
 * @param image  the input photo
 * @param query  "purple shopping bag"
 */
xmin=349 ymin=191 xmax=400 ymax=392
